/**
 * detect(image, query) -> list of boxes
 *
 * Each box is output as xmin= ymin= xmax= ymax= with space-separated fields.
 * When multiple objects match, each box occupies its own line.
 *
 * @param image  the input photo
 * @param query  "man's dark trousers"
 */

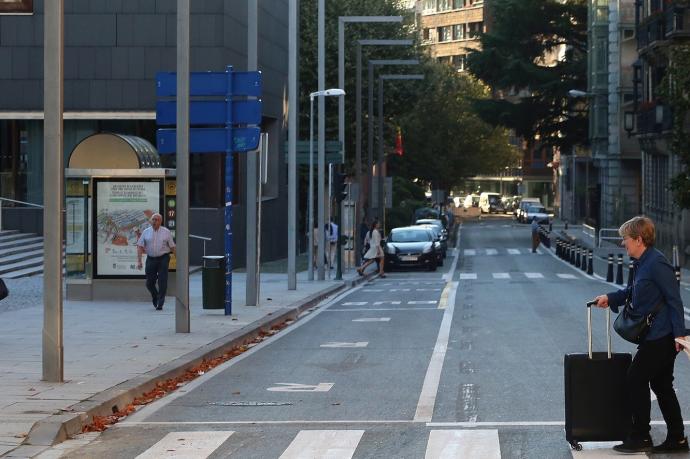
xmin=145 ymin=253 xmax=170 ymax=308
xmin=627 ymin=334 xmax=684 ymax=440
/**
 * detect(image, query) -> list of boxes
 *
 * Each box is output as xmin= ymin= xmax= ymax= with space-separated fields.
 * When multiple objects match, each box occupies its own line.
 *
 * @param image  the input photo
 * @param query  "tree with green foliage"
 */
xmin=466 ymin=0 xmax=588 ymax=153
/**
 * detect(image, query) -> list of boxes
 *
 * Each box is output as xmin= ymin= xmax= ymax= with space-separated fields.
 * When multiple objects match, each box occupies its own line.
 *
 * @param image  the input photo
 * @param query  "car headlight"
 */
xmin=423 ymin=244 xmax=433 ymax=254
xmin=386 ymin=245 xmax=396 ymax=254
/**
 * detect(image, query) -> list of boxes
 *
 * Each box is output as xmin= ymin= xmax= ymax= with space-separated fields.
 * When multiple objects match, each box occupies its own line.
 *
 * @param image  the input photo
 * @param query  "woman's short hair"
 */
xmin=618 ymin=216 xmax=655 ymax=247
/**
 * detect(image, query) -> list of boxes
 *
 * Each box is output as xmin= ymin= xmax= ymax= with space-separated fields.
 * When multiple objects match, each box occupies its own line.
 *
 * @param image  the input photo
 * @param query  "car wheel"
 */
xmin=428 ymin=260 xmax=437 ymax=271
xmin=438 ymin=258 xmax=444 ymax=267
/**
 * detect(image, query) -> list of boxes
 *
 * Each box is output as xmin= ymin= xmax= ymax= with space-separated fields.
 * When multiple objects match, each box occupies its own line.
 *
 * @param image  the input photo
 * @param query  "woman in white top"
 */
xmin=357 ymin=220 xmax=385 ymax=277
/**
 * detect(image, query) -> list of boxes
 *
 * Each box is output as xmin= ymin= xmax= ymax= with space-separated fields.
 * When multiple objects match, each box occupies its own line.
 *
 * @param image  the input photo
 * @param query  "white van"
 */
xmin=478 ymin=192 xmax=502 ymax=214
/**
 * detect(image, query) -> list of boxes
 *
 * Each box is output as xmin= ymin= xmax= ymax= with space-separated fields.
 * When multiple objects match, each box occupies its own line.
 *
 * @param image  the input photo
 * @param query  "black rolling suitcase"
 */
xmin=564 ymin=301 xmax=632 ymax=451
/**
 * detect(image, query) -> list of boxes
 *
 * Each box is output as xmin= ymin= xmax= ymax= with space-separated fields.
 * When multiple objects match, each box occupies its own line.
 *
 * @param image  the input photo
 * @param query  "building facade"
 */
xmin=632 ymin=0 xmax=690 ymax=263
xmin=0 ymin=0 xmax=290 ymax=267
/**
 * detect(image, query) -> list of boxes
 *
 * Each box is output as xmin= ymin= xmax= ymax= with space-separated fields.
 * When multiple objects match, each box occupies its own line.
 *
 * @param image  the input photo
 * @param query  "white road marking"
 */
xmin=492 ymin=273 xmax=510 ymax=279
xmin=557 ymin=274 xmax=578 ymax=279
xmin=320 ymin=342 xmax=369 ymax=348
xmin=389 ymin=288 xmax=411 ymax=292
xmin=425 ymin=430 xmax=500 ymax=459
xmin=507 ymin=249 xmax=521 ymax=255
xmin=361 ymin=289 xmax=384 ymax=292
xmin=342 ymin=302 xmax=368 ymax=306
xmin=459 ymin=273 xmax=477 ymax=280
xmin=267 ymin=383 xmax=334 ymax=392
xmin=485 ymin=248 xmax=498 ymax=255
xmin=352 ymin=317 xmax=390 ymax=322
xmin=409 ymin=300 xmax=438 ymax=305
xmin=134 ymin=431 xmax=233 ymax=459
xmin=570 ymin=441 xmax=647 ymax=458
xmin=327 ymin=308 xmax=436 ymax=312
xmin=525 ymin=272 xmax=544 ymax=279
xmin=415 ymin=272 xmax=460 ymax=421
xmin=373 ymin=300 xmax=401 ymax=305
xmin=417 ymin=288 xmax=442 ymax=291
xmin=536 ymin=248 xmax=544 ymax=254
xmin=438 ymin=282 xmax=456 ymax=310
xmin=279 ymin=430 xmax=364 ymax=459
xmin=464 ymin=249 xmax=476 ymax=256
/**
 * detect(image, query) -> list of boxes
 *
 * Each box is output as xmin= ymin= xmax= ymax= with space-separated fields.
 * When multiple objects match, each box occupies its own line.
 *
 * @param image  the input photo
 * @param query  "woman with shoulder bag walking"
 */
xmin=593 ymin=216 xmax=689 ymax=454
xmin=357 ymin=219 xmax=385 ymax=278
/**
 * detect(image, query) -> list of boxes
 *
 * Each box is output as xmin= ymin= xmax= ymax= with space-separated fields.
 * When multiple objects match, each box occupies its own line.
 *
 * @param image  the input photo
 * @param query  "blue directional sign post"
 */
xmin=156 ymin=65 xmax=262 ymax=316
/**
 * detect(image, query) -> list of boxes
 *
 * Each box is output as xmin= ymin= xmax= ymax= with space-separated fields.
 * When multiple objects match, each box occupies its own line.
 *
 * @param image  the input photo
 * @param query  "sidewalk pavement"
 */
xmin=0 ymin=265 xmax=371 ymax=458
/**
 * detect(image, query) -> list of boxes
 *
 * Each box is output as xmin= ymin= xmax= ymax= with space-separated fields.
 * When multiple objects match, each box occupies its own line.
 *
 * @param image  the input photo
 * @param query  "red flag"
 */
xmin=395 ymin=126 xmax=404 ymax=156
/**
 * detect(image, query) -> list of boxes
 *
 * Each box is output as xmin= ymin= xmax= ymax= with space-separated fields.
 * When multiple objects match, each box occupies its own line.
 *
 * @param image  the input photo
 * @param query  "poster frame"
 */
xmin=92 ymin=177 xmax=164 ymax=279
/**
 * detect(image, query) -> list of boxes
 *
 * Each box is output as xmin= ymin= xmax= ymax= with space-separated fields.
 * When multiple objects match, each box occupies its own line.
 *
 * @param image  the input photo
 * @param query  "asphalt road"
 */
xmin=49 ymin=216 xmax=690 ymax=459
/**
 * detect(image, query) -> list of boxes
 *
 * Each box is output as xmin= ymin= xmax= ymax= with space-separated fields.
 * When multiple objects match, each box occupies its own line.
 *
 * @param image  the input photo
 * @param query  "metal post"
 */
xmin=367 ymin=61 xmax=374 ymax=219
xmin=378 ymin=77 xmax=384 ymax=220
xmin=287 ymin=0 xmax=298 ymax=290
xmin=246 ymin=0 xmax=259 ymax=305
xmin=43 ymin=0 xmax=64 ymax=382
xmin=308 ymin=96 xmax=315 ymax=281
xmin=355 ymin=44 xmax=363 ymax=260
xmin=317 ymin=0 xmax=326 ymax=280
xmin=175 ymin=0 xmax=190 ymax=332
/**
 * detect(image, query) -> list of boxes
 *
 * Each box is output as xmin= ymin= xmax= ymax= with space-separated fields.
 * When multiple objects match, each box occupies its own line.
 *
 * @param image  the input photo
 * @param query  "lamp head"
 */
xmin=568 ymin=89 xmax=588 ymax=98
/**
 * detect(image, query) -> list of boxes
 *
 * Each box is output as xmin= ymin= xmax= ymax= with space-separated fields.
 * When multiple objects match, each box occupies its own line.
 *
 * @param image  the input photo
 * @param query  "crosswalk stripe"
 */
xmin=507 ymin=249 xmax=521 ymax=255
xmin=486 ymin=248 xmax=498 ymax=255
xmin=492 ymin=273 xmax=510 ymax=279
xmin=557 ymin=273 xmax=578 ymax=279
xmin=570 ymin=441 xmax=647 ymax=458
xmin=459 ymin=273 xmax=477 ymax=280
xmin=279 ymin=430 xmax=364 ymax=459
xmin=135 ymin=431 xmax=233 ymax=459
xmin=525 ymin=272 xmax=544 ymax=278
xmin=425 ymin=430 xmax=500 ymax=459
xmin=464 ymin=249 xmax=476 ymax=256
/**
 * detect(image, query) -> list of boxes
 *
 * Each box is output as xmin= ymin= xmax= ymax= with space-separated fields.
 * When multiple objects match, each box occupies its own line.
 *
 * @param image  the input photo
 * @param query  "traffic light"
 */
xmin=332 ymin=171 xmax=348 ymax=203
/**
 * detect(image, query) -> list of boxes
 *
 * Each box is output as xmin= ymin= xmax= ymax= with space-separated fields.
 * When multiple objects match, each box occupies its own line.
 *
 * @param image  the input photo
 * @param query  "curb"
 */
xmin=11 ymin=274 xmax=374 ymax=457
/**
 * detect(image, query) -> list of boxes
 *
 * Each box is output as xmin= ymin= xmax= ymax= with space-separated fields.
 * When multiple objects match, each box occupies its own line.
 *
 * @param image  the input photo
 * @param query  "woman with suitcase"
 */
xmin=593 ymin=216 xmax=688 ymax=454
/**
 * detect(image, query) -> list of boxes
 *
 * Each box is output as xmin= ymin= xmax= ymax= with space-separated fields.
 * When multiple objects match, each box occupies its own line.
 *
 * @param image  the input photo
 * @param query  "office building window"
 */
xmin=0 ymin=0 xmax=32 ymax=13
xmin=438 ymin=0 xmax=451 ymax=11
xmin=453 ymin=0 xmax=463 ymax=8
xmin=452 ymin=55 xmax=466 ymax=70
xmin=423 ymin=28 xmax=431 ymax=41
xmin=453 ymin=24 xmax=465 ymax=40
xmin=438 ymin=26 xmax=451 ymax=42
xmin=423 ymin=0 xmax=435 ymax=11
xmin=468 ymin=21 xmax=483 ymax=38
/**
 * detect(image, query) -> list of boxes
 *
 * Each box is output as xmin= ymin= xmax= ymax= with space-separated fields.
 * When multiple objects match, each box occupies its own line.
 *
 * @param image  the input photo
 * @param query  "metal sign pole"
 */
xmin=246 ymin=0 xmax=259 ymax=306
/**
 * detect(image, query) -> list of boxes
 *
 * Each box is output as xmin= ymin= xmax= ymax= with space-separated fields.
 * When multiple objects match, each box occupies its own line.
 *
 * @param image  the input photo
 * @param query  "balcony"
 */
xmin=637 ymin=13 xmax=666 ymax=50
xmin=665 ymin=4 xmax=690 ymax=38
xmin=636 ymin=101 xmax=673 ymax=135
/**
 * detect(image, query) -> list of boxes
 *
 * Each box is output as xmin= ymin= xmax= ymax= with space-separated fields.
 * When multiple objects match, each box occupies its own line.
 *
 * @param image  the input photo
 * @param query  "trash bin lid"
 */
xmin=202 ymin=256 xmax=225 ymax=260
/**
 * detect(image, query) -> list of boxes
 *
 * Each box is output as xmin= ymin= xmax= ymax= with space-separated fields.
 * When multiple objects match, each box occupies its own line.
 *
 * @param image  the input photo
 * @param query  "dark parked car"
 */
xmin=414 ymin=219 xmax=448 ymax=257
xmin=384 ymin=226 xmax=438 ymax=271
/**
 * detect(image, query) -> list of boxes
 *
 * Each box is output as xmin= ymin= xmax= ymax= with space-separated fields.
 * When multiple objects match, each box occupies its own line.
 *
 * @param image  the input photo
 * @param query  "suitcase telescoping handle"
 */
xmin=586 ymin=300 xmax=612 ymax=359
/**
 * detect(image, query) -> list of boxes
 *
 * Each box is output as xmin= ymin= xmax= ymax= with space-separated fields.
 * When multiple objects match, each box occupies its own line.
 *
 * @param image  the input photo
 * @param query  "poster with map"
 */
xmin=94 ymin=180 xmax=161 ymax=277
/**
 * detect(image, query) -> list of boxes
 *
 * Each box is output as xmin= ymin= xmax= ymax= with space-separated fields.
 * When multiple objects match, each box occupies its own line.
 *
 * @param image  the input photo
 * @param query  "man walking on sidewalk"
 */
xmin=137 ymin=213 xmax=176 ymax=310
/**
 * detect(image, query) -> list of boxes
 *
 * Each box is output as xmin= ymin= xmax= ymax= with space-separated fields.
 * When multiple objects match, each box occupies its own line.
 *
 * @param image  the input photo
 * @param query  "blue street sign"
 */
xmin=156 ymin=69 xmax=262 ymax=97
xmin=157 ymin=127 xmax=261 ymax=154
xmin=156 ymin=99 xmax=262 ymax=126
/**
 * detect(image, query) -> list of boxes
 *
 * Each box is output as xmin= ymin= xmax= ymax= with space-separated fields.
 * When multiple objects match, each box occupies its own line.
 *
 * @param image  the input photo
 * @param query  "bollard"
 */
xmin=616 ymin=254 xmax=624 ymax=285
xmin=673 ymin=245 xmax=681 ymax=285
xmin=581 ymin=247 xmax=587 ymax=271
xmin=676 ymin=265 xmax=681 ymax=285
xmin=627 ymin=259 xmax=634 ymax=286
xmin=545 ymin=232 xmax=551 ymax=248
xmin=587 ymin=249 xmax=594 ymax=275
xmin=576 ymin=245 xmax=581 ymax=267
xmin=606 ymin=254 xmax=614 ymax=282
xmin=565 ymin=220 xmax=569 ymax=230
xmin=570 ymin=244 xmax=576 ymax=265
xmin=556 ymin=239 xmax=561 ymax=258
xmin=549 ymin=222 xmax=553 ymax=232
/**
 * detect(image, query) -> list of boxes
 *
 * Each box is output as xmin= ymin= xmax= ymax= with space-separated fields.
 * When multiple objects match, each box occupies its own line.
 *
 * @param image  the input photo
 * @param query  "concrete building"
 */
xmin=0 ymin=0 xmax=290 ymax=267
xmin=632 ymin=0 xmax=690 ymax=263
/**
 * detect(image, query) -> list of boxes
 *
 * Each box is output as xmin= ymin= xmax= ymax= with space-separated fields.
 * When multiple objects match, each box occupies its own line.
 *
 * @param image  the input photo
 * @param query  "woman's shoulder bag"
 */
xmin=613 ymin=297 xmax=664 ymax=344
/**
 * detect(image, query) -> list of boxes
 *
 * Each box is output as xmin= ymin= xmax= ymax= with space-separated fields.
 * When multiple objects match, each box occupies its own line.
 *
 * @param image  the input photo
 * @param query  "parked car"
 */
xmin=463 ymin=194 xmax=479 ymax=209
xmin=516 ymin=198 xmax=541 ymax=222
xmin=414 ymin=219 xmax=448 ymax=256
xmin=384 ymin=226 xmax=438 ymax=271
xmin=479 ymin=192 xmax=504 ymax=213
xmin=524 ymin=205 xmax=550 ymax=224
xmin=415 ymin=224 xmax=447 ymax=261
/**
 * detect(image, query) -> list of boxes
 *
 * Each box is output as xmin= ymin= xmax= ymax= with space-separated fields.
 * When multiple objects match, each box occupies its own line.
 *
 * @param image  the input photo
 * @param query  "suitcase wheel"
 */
xmin=569 ymin=442 xmax=582 ymax=451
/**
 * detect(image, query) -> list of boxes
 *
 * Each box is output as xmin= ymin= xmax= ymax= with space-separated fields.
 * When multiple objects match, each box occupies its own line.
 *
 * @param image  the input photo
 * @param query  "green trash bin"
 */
xmin=202 ymin=255 xmax=225 ymax=309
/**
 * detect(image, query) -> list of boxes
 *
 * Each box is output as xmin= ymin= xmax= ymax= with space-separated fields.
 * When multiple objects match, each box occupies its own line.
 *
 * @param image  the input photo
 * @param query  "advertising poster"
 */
xmin=94 ymin=180 xmax=161 ymax=277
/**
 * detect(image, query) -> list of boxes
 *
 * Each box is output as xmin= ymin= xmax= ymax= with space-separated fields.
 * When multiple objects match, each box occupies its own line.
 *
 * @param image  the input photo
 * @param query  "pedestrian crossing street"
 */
xmin=125 ymin=427 xmax=626 ymax=458
xmin=463 ymin=248 xmax=544 ymax=256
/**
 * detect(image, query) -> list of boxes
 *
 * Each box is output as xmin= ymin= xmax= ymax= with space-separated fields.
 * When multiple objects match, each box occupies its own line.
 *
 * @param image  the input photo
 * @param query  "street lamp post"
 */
xmin=355 ymin=40 xmax=413 ymax=230
xmin=377 ymin=74 xmax=425 ymax=230
xmin=287 ymin=0 xmax=298 ymax=290
xmin=308 ymin=89 xmax=345 ymax=281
